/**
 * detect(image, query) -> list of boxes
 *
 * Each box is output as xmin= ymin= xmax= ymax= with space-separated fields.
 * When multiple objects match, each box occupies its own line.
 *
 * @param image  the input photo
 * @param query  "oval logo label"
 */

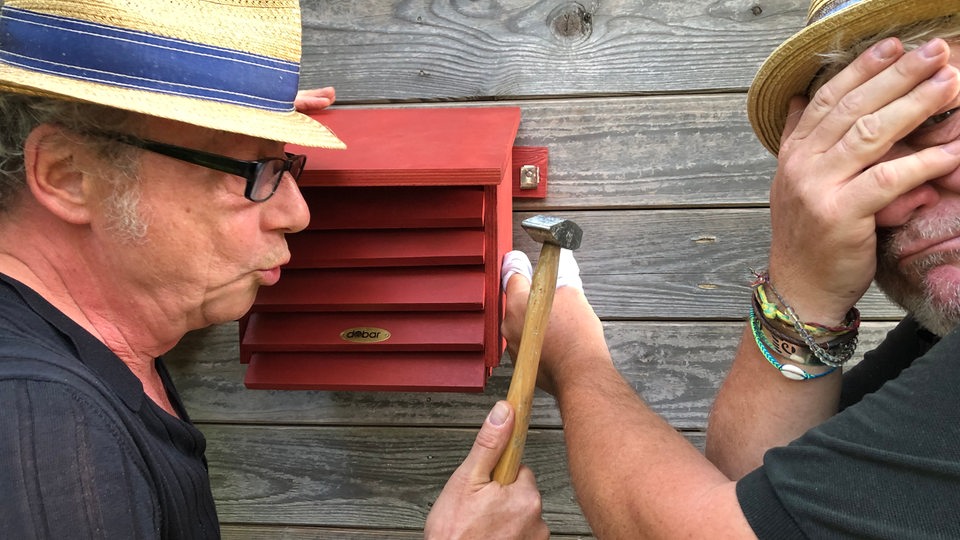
xmin=340 ymin=327 xmax=391 ymax=343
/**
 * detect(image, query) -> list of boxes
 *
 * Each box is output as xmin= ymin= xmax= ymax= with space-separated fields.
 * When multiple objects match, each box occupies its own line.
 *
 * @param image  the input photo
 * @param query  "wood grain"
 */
xmin=165 ymin=0 xmax=863 ymax=536
xmin=204 ymin=425 xmax=702 ymax=535
xmin=298 ymin=0 xmax=805 ymax=101
xmin=168 ymin=321 xmax=896 ymax=430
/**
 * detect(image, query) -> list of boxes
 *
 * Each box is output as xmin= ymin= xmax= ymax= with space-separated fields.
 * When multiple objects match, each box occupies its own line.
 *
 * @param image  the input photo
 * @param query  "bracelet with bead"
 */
xmin=750 ymin=271 xmax=860 ymax=367
xmin=750 ymin=294 xmax=859 ymax=366
xmin=749 ymin=307 xmax=837 ymax=380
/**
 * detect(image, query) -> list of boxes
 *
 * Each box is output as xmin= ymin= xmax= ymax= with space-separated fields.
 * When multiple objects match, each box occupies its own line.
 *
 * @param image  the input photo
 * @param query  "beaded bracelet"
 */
xmin=749 ymin=307 xmax=837 ymax=380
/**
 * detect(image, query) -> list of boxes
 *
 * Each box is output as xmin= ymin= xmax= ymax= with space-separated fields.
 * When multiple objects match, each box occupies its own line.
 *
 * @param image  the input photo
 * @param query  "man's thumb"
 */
xmin=462 ymin=401 xmax=514 ymax=482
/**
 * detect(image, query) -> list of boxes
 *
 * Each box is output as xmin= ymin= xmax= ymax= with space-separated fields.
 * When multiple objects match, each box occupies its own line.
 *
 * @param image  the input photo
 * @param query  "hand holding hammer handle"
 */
xmin=493 ymin=215 xmax=582 ymax=485
xmin=492 ymin=242 xmax=561 ymax=484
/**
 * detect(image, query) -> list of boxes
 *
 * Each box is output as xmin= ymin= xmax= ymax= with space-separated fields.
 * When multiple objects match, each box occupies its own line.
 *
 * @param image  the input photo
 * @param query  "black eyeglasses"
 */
xmin=89 ymin=132 xmax=307 ymax=203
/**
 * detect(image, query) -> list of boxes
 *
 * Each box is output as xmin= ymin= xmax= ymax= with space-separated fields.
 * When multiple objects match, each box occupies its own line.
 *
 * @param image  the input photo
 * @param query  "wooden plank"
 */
xmin=303 ymin=186 xmax=485 ymax=230
xmin=203 ymin=424 xmax=701 ymax=534
xmin=508 ymin=209 xmax=905 ymax=320
xmin=242 ymin=312 xmax=485 ymax=352
xmin=251 ymin=267 xmax=487 ymax=312
xmin=244 ymin=351 xmax=488 ymax=392
xmin=515 ymin=208 xmax=771 ymax=276
xmin=167 ymin=320 xmax=898 ymax=429
xmin=219 ymin=526 xmax=424 ymax=539
xmin=248 ymin=208 xmax=905 ymax=320
xmin=292 ymin=107 xmax=521 ymax=186
xmin=317 ymin=95 xmax=779 ymax=209
xmin=298 ymin=0 xmax=806 ymax=100
xmin=286 ymin=229 xmax=485 ymax=268
xmin=509 ymin=95 xmax=777 ymax=209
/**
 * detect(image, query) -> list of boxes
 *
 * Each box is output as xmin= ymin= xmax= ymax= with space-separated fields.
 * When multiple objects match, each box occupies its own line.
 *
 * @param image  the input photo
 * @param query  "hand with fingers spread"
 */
xmin=424 ymin=401 xmax=548 ymax=540
xmin=768 ymin=37 xmax=960 ymax=324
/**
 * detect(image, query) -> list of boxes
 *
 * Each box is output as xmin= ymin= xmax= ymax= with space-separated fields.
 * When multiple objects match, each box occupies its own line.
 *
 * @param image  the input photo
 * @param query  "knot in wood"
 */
xmin=549 ymin=3 xmax=593 ymax=42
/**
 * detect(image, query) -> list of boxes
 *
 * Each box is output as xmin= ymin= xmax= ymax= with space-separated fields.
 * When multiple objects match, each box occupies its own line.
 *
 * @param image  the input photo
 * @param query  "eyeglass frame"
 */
xmin=86 ymin=131 xmax=308 ymax=203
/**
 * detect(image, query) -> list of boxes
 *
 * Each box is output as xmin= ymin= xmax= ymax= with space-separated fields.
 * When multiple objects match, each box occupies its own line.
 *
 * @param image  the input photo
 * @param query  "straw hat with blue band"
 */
xmin=748 ymin=0 xmax=960 ymax=156
xmin=0 ymin=0 xmax=346 ymax=149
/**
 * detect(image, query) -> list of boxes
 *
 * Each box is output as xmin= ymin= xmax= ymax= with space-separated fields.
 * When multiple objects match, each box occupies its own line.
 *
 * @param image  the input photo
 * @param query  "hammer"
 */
xmin=493 ymin=215 xmax=582 ymax=484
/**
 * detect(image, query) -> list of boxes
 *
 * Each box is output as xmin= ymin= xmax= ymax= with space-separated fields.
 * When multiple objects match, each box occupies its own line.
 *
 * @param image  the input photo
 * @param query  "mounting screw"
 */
xmin=519 ymin=165 xmax=540 ymax=190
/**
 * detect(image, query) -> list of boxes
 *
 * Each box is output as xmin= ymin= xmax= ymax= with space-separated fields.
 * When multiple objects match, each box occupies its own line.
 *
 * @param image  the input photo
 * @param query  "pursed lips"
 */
xmin=261 ymin=241 xmax=291 ymax=271
xmin=262 ymin=257 xmax=288 ymax=272
xmin=257 ymin=248 xmax=290 ymax=275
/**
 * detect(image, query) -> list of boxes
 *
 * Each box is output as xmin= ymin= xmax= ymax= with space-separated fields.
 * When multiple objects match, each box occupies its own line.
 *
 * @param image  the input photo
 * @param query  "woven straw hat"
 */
xmin=0 ymin=0 xmax=345 ymax=149
xmin=748 ymin=0 xmax=960 ymax=155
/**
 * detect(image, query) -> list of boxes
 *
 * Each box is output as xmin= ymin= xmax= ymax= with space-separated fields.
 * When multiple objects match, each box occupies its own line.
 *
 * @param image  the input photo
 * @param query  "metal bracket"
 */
xmin=511 ymin=146 xmax=548 ymax=199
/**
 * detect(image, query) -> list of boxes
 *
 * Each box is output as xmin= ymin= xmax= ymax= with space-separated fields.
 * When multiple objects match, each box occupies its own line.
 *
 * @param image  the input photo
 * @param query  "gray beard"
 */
xmin=103 ymin=184 xmax=148 ymax=243
xmin=876 ymin=220 xmax=960 ymax=337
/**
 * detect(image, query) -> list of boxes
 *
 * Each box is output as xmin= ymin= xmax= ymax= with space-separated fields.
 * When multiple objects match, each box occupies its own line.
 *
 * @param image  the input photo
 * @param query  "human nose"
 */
xmin=263 ymin=172 xmax=311 ymax=233
xmin=872 ymin=139 xmax=960 ymax=227
xmin=875 ymin=181 xmax=942 ymax=228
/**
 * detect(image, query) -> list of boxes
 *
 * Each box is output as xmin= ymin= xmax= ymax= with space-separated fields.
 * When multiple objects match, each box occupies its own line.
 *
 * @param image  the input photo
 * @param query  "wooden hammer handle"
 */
xmin=492 ymin=242 xmax=561 ymax=484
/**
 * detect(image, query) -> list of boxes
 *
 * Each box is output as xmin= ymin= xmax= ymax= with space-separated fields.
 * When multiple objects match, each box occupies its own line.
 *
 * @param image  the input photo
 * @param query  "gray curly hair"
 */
xmin=809 ymin=15 xmax=960 ymax=98
xmin=0 ymin=94 xmax=147 ymax=240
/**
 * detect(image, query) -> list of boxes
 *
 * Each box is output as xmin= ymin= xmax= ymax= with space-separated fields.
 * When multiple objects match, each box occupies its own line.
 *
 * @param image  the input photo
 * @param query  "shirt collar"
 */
xmin=0 ymin=272 xmax=147 ymax=411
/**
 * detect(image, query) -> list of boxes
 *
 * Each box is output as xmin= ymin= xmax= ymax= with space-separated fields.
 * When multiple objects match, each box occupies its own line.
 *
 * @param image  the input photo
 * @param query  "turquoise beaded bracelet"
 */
xmin=749 ymin=307 xmax=837 ymax=381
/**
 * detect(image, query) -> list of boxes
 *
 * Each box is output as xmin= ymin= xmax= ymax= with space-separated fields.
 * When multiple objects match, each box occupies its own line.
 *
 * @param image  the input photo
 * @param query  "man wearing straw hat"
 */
xmin=500 ymin=0 xmax=960 ymax=537
xmin=0 ymin=0 xmax=547 ymax=538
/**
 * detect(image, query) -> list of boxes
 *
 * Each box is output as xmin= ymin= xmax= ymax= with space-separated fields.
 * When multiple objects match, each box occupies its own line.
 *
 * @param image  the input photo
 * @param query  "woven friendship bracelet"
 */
xmin=754 ymin=283 xmax=826 ymax=334
xmin=750 ymin=294 xmax=859 ymax=366
xmin=754 ymin=282 xmax=859 ymax=335
xmin=750 ymin=271 xmax=859 ymax=367
xmin=760 ymin=286 xmax=859 ymax=367
xmin=749 ymin=308 xmax=837 ymax=380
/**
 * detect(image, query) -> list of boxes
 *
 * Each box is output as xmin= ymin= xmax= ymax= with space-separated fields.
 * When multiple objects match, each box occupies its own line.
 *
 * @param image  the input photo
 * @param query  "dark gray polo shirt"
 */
xmin=738 ymin=317 xmax=960 ymax=539
xmin=0 ymin=273 xmax=219 ymax=539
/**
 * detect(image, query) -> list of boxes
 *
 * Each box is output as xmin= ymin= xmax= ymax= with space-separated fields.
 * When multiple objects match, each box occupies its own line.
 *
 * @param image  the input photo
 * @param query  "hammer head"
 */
xmin=521 ymin=215 xmax=582 ymax=250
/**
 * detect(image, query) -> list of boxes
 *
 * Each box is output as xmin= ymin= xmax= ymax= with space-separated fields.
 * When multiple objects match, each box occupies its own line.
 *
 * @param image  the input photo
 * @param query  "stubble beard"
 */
xmin=875 ymin=217 xmax=960 ymax=337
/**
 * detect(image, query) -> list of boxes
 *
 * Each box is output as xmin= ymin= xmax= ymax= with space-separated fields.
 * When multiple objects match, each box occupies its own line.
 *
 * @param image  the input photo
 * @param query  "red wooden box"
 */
xmin=240 ymin=106 xmax=522 ymax=392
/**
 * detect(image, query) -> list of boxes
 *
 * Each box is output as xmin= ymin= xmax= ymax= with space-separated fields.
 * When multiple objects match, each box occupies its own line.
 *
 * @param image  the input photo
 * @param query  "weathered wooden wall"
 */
xmin=165 ymin=1 xmax=903 ymax=537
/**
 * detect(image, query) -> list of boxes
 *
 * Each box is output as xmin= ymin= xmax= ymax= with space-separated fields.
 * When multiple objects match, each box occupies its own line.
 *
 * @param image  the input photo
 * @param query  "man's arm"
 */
xmin=705 ymin=327 xmax=841 ymax=479
xmin=502 ymin=279 xmax=754 ymax=538
xmin=707 ymin=37 xmax=960 ymax=477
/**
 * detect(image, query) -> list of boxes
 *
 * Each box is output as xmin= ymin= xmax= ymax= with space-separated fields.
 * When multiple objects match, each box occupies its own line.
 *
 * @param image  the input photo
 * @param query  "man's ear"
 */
xmin=23 ymin=124 xmax=95 ymax=225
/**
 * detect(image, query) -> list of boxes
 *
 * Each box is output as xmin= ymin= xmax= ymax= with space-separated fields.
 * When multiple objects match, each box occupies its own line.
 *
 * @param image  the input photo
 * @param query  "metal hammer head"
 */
xmin=521 ymin=215 xmax=582 ymax=250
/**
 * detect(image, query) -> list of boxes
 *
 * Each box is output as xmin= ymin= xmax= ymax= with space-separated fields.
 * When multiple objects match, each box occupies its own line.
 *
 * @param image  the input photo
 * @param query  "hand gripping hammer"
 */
xmin=493 ymin=215 xmax=582 ymax=484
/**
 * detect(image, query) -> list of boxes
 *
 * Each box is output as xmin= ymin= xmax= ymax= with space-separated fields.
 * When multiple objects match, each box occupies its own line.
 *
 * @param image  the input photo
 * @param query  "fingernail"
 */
xmin=934 ymin=66 xmax=958 ymax=83
xmin=921 ymin=39 xmax=946 ymax=59
xmin=488 ymin=401 xmax=509 ymax=426
xmin=872 ymin=38 xmax=899 ymax=60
